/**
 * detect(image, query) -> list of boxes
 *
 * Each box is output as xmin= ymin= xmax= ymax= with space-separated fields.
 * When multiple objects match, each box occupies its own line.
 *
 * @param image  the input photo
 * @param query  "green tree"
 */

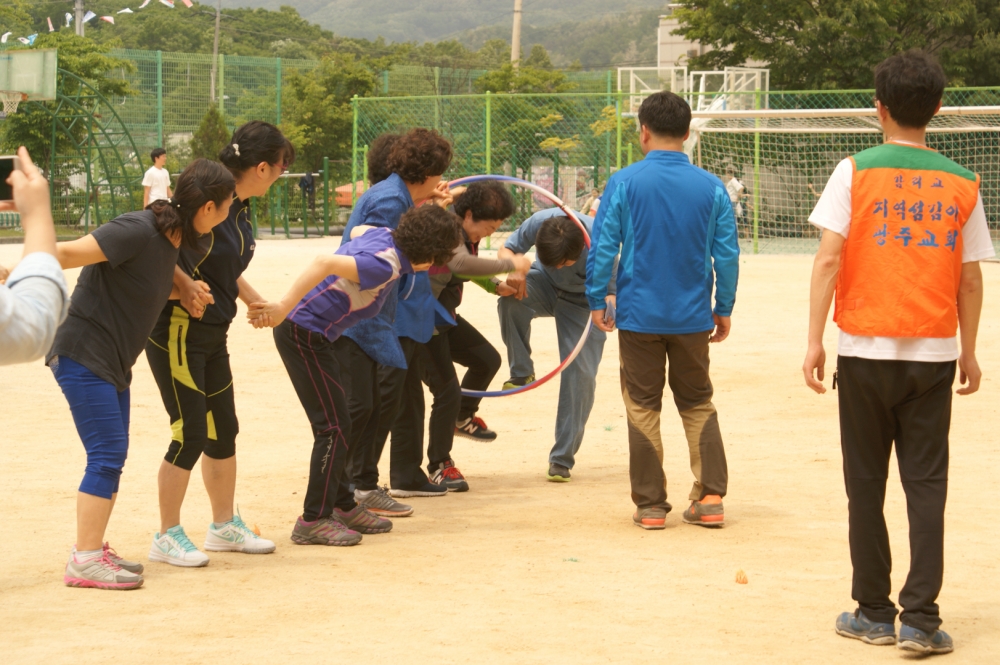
xmin=190 ymin=104 xmax=230 ymax=161
xmin=475 ymin=46 xmax=576 ymax=94
xmin=280 ymin=54 xmax=377 ymax=181
xmin=673 ymin=0 xmax=996 ymax=89
xmin=0 ymin=0 xmax=32 ymax=36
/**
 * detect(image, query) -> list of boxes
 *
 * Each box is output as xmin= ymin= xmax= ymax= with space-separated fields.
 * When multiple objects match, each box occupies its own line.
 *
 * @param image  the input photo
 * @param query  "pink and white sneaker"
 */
xmin=64 ymin=550 xmax=144 ymax=590
xmin=71 ymin=542 xmax=144 ymax=574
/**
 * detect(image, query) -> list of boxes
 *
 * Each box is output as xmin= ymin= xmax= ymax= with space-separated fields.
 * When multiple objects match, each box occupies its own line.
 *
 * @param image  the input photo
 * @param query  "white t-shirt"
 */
xmin=726 ymin=177 xmax=745 ymax=215
xmin=809 ymin=155 xmax=995 ymax=362
xmin=142 ymin=166 xmax=171 ymax=202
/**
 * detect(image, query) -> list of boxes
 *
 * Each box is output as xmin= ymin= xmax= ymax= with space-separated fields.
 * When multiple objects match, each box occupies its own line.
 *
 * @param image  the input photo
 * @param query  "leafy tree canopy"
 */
xmin=190 ymin=104 xmax=230 ymax=161
xmin=674 ymin=0 xmax=1000 ymax=89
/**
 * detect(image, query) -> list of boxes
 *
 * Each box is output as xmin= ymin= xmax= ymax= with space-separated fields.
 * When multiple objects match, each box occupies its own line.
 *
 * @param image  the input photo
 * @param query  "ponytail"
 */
xmin=218 ymin=120 xmax=295 ymax=178
xmin=147 ymin=159 xmax=235 ymax=249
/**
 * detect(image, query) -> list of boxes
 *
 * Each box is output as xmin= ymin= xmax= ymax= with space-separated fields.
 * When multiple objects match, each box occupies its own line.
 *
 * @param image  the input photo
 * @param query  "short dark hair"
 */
xmin=386 ymin=128 xmax=453 ymax=184
xmin=392 ymin=205 xmax=462 ymax=266
xmin=874 ymin=50 xmax=947 ymax=129
xmin=453 ymin=180 xmax=515 ymax=221
xmin=150 ymin=147 xmax=166 ymax=162
xmin=218 ymin=120 xmax=295 ymax=177
xmin=535 ymin=215 xmax=585 ymax=268
xmin=637 ymin=91 xmax=691 ymax=139
xmin=367 ymin=133 xmax=400 ymax=185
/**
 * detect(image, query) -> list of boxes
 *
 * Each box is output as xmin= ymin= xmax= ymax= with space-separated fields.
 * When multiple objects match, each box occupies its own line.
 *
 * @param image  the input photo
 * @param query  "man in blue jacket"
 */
xmin=586 ymin=91 xmax=740 ymax=530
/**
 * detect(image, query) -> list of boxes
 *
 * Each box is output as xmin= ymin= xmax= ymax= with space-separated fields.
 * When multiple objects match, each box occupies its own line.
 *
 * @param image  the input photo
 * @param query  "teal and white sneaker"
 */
xmin=204 ymin=513 xmax=276 ymax=554
xmin=149 ymin=525 xmax=210 ymax=567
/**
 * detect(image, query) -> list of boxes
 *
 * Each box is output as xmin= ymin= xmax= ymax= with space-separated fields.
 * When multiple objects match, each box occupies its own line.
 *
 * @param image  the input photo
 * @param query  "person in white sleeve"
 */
xmin=142 ymin=147 xmax=172 ymax=208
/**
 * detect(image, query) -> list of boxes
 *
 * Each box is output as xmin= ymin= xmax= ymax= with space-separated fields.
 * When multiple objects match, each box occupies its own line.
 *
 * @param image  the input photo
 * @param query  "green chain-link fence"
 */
xmin=353 ymin=89 xmax=1000 ymax=253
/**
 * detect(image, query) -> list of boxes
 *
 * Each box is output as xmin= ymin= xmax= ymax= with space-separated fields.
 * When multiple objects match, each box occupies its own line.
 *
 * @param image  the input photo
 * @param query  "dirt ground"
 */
xmin=2 ymin=238 xmax=998 ymax=664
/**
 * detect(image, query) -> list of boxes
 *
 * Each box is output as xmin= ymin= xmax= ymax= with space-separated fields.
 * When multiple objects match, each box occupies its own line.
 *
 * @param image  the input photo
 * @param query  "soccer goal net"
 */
xmin=688 ymin=106 xmax=1000 ymax=254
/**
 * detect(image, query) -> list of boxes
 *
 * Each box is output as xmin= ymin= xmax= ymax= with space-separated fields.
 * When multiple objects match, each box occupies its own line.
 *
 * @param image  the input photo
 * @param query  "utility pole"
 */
xmin=75 ymin=0 xmax=85 ymax=37
xmin=210 ymin=0 xmax=222 ymax=101
xmin=510 ymin=0 xmax=522 ymax=69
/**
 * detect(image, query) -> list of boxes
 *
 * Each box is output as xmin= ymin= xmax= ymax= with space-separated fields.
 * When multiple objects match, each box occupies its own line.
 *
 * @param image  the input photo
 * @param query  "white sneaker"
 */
xmin=149 ymin=525 xmax=210 ymax=567
xmin=64 ymin=550 xmax=143 ymax=590
xmin=204 ymin=513 xmax=276 ymax=554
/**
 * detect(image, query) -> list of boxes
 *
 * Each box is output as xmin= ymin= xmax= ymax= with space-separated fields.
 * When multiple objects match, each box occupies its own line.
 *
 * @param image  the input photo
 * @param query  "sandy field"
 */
xmin=2 ymin=238 xmax=998 ymax=664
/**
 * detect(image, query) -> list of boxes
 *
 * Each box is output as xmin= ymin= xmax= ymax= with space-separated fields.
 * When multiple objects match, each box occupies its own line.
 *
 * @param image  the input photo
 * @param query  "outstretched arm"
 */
xmin=56 ymin=235 xmax=108 ymax=270
xmin=247 ymin=254 xmax=359 ymax=328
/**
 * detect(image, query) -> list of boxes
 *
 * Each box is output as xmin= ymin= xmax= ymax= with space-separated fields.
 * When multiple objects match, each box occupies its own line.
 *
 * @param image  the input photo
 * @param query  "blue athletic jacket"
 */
xmin=585 ymin=150 xmax=740 ymax=334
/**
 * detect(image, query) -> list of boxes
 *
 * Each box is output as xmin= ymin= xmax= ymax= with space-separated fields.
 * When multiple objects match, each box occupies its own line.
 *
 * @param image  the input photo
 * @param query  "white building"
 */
xmin=657 ymin=4 xmax=708 ymax=69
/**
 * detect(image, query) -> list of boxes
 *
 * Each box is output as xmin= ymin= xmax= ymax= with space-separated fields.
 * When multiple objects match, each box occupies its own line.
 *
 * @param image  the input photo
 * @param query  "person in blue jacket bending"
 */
xmin=498 ymin=208 xmax=616 ymax=483
xmin=586 ymin=90 xmax=740 ymax=531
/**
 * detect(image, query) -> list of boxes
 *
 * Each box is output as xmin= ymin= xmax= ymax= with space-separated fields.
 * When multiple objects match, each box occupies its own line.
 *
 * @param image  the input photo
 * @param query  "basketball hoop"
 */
xmin=0 ymin=91 xmax=27 ymax=119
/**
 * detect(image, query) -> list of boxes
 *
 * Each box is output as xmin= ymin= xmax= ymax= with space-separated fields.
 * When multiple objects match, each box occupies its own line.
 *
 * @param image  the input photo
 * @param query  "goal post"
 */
xmin=687 ymin=106 xmax=1000 ymax=254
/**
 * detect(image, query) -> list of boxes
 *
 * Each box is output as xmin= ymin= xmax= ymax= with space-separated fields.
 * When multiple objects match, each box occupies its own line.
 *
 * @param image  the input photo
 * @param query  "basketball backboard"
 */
xmin=0 ymin=48 xmax=58 ymax=101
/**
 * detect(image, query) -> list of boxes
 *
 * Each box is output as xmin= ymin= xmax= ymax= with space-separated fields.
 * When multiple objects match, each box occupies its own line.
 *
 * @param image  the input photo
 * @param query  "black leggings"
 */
xmin=273 ymin=321 xmax=356 ymax=521
xmin=147 ymin=305 xmax=238 ymax=472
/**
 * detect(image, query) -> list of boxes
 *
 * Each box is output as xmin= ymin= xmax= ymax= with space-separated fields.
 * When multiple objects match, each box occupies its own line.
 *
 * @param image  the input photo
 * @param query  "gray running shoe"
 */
xmin=633 ymin=506 xmax=668 ymax=530
xmin=101 ymin=542 xmax=144 ymax=574
xmin=333 ymin=505 xmax=393 ymax=534
xmin=356 ymin=486 xmax=413 ymax=517
xmin=290 ymin=516 xmax=362 ymax=546
xmin=898 ymin=625 xmax=953 ymax=654
xmin=547 ymin=463 xmax=571 ymax=483
xmin=682 ymin=500 xmax=725 ymax=527
xmin=65 ymin=551 xmax=144 ymax=590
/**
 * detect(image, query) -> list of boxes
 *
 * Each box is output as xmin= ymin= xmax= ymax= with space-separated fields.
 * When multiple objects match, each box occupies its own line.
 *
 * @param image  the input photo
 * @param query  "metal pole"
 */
xmin=269 ymin=186 xmax=275 ymax=236
xmin=485 ymin=91 xmax=492 ymax=174
xmin=604 ymin=71 xmax=612 ymax=185
xmin=218 ymin=54 xmax=225 ymax=112
xmin=283 ymin=180 xmax=290 ymax=239
xmin=552 ymin=151 xmax=559 ymax=198
xmin=250 ymin=197 xmax=258 ymax=238
xmin=323 ymin=156 xmax=330 ymax=236
xmin=351 ymin=95 xmax=359 ymax=208
xmin=362 ymin=145 xmax=369 ymax=189
xmin=511 ymin=0 xmax=523 ymax=68
xmin=75 ymin=0 xmax=85 ymax=37
xmin=615 ymin=93 xmax=622 ymax=170
xmin=210 ymin=0 xmax=221 ymax=102
xmin=627 ymin=143 xmax=633 ymax=166
xmin=433 ymin=67 xmax=440 ymax=132
xmin=156 ymin=50 xmax=163 ymax=147
xmin=753 ymin=90 xmax=761 ymax=255
xmin=275 ymin=58 xmax=282 ymax=125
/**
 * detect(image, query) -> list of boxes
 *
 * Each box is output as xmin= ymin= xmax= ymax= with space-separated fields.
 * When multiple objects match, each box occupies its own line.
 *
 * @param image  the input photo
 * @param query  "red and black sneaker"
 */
xmin=430 ymin=460 xmax=470 ymax=492
xmin=455 ymin=416 xmax=497 ymax=442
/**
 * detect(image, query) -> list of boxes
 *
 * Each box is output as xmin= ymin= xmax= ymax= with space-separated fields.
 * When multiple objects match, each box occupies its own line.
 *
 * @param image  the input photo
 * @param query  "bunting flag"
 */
xmin=19 ymin=35 xmax=37 ymax=46
xmin=139 ymin=0 xmax=152 ymax=7
xmin=100 ymin=16 xmax=116 ymax=25
xmin=181 ymin=0 xmax=194 ymax=7
xmin=159 ymin=0 xmax=175 ymax=7
xmin=118 ymin=8 xmax=134 ymax=14
xmin=65 ymin=13 xmax=73 ymax=27
xmin=83 ymin=11 xmax=97 ymax=22
xmin=0 ymin=33 xmax=11 ymax=44
xmin=5 ymin=0 xmax=185 ymax=46
xmin=47 ymin=17 xmax=55 ymax=32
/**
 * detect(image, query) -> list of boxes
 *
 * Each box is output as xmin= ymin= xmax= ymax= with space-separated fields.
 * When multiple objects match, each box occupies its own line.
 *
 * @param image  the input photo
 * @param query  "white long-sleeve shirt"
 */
xmin=0 ymin=252 xmax=68 ymax=365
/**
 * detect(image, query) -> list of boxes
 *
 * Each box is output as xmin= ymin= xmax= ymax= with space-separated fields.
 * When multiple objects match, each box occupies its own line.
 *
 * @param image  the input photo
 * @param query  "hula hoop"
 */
xmin=447 ymin=175 xmax=594 ymax=398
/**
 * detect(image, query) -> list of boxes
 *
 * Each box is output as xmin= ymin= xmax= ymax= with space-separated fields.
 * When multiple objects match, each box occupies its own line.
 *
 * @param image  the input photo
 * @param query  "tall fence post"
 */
xmin=615 ymin=92 xmax=623 ymax=170
xmin=362 ymin=145 xmax=369 ymax=189
xmin=382 ymin=70 xmax=389 ymax=95
xmin=351 ymin=95 xmax=359 ymax=208
xmin=283 ymin=179 xmax=290 ymax=239
xmin=604 ymin=71 xmax=612 ymax=186
xmin=753 ymin=89 xmax=761 ymax=255
xmin=251 ymin=196 xmax=258 ymax=238
xmin=433 ymin=67 xmax=441 ymax=131
xmin=322 ymin=156 xmax=330 ymax=236
xmin=218 ymin=54 xmax=225 ymax=112
xmin=156 ymin=50 xmax=163 ymax=147
xmin=485 ymin=91 xmax=492 ymax=174
xmin=275 ymin=57 xmax=282 ymax=125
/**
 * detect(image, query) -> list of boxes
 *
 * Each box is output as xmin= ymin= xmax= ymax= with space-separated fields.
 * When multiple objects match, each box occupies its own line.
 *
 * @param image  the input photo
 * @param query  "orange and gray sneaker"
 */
xmin=632 ymin=506 xmax=669 ymax=530
xmin=290 ymin=515 xmax=363 ymax=546
xmin=682 ymin=500 xmax=725 ymax=527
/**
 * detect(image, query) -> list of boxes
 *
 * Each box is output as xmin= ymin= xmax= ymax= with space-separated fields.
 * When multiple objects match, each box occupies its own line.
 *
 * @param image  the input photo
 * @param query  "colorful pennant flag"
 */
xmin=47 ymin=17 xmax=55 ymax=32
xmin=83 ymin=11 xmax=97 ymax=23
xmin=0 ymin=33 xmax=11 ymax=44
xmin=100 ymin=16 xmax=115 ymax=25
xmin=118 ymin=8 xmax=134 ymax=14
xmin=139 ymin=0 xmax=152 ymax=7
xmin=159 ymin=0 xmax=175 ymax=7
xmin=181 ymin=0 xmax=194 ymax=7
xmin=18 ymin=34 xmax=37 ymax=46
xmin=65 ymin=13 xmax=73 ymax=27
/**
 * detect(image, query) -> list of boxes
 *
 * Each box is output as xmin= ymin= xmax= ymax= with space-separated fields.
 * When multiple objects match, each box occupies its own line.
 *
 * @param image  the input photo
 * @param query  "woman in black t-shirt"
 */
xmin=49 ymin=159 xmax=235 ymax=590
xmin=145 ymin=121 xmax=294 ymax=567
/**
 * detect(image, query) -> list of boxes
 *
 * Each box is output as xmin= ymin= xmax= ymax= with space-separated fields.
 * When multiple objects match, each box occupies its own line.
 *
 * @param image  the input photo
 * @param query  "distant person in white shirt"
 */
xmin=142 ymin=147 xmax=172 ymax=208
xmin=725 ymin=166 xmax=745 ymax=227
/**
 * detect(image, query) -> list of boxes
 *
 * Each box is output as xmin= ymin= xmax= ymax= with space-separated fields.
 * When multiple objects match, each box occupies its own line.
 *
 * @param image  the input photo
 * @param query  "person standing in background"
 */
xmin=725 ymin=166 xmax=745 ymax=230
xmin=142 ymin=148 xmax=172 ymax=208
